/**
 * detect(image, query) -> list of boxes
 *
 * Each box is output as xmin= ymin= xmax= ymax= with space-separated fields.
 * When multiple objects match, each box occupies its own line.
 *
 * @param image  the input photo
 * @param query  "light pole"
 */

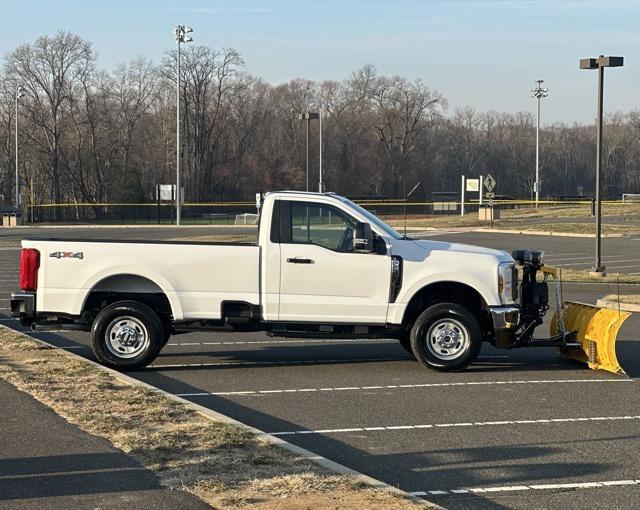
xmin=319 ymin=109 xmax=323 ymax=193
xmin=580 ymin=55 xmax=624 ymax=276
xmin=298 ymin=112 xmax=319 ymax=191
xmin=530 ymin=80 xmax=548 ymax=207
xmin=15 ymin=86 xmax=26 ymax=209
xmin=174 ymin=25 xmax=193 ymax=226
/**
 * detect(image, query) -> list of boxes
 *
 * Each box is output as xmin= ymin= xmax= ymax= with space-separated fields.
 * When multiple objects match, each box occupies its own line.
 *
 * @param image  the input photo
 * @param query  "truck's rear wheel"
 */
xmin=91 ymin=301 xmax=163 ymax=370
xmin=410 ymin=302 xmax=481 ymax=371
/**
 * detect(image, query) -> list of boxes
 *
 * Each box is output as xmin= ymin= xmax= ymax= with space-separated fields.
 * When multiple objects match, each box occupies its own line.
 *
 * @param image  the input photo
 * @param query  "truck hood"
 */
xmin=410 ymin=239 xmax=512 ymax=262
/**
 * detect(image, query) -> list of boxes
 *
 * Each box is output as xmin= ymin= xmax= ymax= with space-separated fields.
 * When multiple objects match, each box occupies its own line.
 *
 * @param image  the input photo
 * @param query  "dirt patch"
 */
xmin=0 ymin=327 xmax=430 ymax=509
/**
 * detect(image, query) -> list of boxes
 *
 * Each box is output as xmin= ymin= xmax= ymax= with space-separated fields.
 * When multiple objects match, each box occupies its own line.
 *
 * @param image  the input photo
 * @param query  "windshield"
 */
xmin=336 ymin=196 xmax=403 ymax=240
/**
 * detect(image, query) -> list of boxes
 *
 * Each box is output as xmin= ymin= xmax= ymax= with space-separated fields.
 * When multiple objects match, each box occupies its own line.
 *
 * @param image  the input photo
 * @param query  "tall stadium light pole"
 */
xmin=15 ymin=86 xmax=25 ymax=208
xmin=298 ymin=112 xmax=319 ymax=191
xmin=319 ymin=109 xmax=323 ymax=193
xmin=174 ymin=25 xmax=193 ymax=226
xmin=580 ymin=55 xmax=624 ymax=276
xmin=530 ymin=80 xmax=548 ymax=207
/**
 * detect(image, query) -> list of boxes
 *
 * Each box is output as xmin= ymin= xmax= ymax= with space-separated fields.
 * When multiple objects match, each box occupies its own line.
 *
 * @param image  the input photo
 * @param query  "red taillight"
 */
xmin=20 ymin=248 xmax=40 ymax=291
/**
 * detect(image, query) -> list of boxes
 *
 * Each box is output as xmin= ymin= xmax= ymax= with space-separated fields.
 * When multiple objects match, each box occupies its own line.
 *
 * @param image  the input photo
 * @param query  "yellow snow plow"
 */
xmin=503 ymin=251 xmax=632 ymax=376
xmin=551 ymin=301 xmax=631 ymax=376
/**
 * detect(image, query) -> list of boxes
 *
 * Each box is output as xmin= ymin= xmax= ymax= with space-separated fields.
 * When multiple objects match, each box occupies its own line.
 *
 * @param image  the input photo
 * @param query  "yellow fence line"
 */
xmin=28 ymin=199 xmax=632 ymax=208
xmin=31 ymin=202 xmax=256 ymax=208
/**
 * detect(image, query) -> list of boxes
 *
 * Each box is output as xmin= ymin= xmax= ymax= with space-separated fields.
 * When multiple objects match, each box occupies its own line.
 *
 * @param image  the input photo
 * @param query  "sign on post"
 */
xmin=483 ymin=174 xmax=497 ymax=200
xmin=156 ymin=184 xmax=184 ymax=202
xmin=466 ymin=179 xmax=479 ymax=192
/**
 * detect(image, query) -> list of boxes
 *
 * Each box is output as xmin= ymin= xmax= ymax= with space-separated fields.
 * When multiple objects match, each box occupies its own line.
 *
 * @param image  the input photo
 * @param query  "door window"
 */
xmin=290 ymin=202 xmax=357 ymax=252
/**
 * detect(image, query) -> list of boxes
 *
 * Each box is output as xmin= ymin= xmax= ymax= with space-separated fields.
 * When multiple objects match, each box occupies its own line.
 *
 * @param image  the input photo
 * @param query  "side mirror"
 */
xmin=353 ymin=222 xmax=374 ymax=252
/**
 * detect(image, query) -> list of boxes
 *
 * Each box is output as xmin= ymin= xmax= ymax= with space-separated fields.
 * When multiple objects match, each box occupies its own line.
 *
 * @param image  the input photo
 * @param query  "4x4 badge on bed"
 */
xmin=50 ymin=251 xmax=84 ymax=259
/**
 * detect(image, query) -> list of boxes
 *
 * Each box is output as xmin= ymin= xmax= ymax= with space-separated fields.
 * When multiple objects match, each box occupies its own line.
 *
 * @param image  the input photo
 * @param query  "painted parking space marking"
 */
xmin=176 ymin=378 xmax=631 ymax=397
xmin=152 ymin=356 xmax=410 ymax=369
xmin=546 ymin=254 xmax=621 ymax=262
xmin=544 ymin=252 xmax=589 ymax=257
xmin=269 ymin=415 xmax=640 ymax=436
xmin=409 ymin=479 xmax=640 ymax=497
xmin=603 ymin=263 xmax=640 ymax=270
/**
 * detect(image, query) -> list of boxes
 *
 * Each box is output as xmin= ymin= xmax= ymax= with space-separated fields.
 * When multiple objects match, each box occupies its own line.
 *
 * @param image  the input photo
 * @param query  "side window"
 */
xmin=290 ymin=202 xmax=357 ymax=252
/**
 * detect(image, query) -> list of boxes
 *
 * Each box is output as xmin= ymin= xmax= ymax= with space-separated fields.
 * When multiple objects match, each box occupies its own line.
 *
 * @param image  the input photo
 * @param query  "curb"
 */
xmin=1 ymin=324 xmax=440 ymax=509
xmin=472 ymin=228 xmax=626 ymax=238
xmin=596 ymin=299 xmax=640 ymax=312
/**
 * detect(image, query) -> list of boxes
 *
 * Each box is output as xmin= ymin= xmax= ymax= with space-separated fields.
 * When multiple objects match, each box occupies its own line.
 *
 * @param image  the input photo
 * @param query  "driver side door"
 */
xmin=277 ymin=200 xmax=391 ymax=323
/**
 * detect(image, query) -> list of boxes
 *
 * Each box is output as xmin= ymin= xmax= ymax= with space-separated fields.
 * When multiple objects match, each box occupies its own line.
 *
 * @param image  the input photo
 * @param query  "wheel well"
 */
xmin=402 ymin=281 xmax=490 ymax=332
xmin=83 ymin=275 xmax=173 ymax=325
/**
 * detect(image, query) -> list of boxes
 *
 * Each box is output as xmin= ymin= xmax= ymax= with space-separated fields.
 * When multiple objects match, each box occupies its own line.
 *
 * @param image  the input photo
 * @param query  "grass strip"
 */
xmin=0 ymin=327 xmax=431 ymax=509
xmin=602 ymin=294 xmax=640 ymax=305
xmin=553 ymin=269 xmax=640 ymax=284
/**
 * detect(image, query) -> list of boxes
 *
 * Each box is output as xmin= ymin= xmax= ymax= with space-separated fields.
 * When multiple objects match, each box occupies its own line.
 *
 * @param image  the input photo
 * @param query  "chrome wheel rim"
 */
xmin=105 ymin=316 xmax=149 ymax=359
xmin=425 ymin=318 xmax=470 ymax=361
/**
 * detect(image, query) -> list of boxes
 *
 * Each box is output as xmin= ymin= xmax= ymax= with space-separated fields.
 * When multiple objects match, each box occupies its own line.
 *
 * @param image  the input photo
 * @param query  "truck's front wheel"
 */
xmin=91 ymin=301 xmax=163 ymax=371
xmin=410 ymin=302 xmax=481 ymax=371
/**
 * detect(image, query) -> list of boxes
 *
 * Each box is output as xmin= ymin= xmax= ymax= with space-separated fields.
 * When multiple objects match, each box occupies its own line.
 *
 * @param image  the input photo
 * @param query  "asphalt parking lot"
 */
xmin=1 ymin=227 xmax=639 ymax=509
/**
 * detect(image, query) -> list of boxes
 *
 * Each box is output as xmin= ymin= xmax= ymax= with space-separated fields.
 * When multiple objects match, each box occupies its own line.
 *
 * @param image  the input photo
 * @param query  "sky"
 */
xmin=1 ymin=0 xmax=637 ymax=124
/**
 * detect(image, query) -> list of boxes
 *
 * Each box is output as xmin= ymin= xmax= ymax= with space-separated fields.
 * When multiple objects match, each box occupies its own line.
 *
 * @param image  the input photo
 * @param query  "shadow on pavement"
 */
xmin=0 ymin=453 xmax=157 ymax=501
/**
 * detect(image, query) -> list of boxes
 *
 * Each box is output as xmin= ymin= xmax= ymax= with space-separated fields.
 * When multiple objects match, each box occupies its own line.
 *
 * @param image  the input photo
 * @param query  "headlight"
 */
xmin=498 ymin=261 xmax=516 ymax=304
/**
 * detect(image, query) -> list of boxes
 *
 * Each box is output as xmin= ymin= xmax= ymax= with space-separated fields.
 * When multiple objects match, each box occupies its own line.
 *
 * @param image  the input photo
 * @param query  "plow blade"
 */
xmin=551 ymin=302 xmax=631 ymax=376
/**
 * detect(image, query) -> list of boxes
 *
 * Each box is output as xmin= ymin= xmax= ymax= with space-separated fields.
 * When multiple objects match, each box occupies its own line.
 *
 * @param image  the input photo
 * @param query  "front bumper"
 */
xmin=489 ymin=305 xmax=520 ymax=348
xmin=11 ymin=291 xmax=36 ymax=323
xmin=490 ymin=305 xmax=520 ymax=330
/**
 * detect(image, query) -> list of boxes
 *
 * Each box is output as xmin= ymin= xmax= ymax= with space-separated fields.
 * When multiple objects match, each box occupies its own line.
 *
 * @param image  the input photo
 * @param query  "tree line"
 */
xmin=1 ymin=31 xmax=639 ymax=211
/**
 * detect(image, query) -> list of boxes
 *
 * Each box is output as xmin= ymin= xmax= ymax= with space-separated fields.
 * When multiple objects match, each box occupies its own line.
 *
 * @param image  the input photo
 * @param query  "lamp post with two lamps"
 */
xmin=579 ymin=55 xmax=624 ymax=276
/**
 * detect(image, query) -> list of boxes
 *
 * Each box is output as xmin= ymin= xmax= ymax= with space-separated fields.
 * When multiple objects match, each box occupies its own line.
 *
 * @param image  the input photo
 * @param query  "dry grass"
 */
xmin=385 ymin=202 xmax=640 ymax=235
xmin=168 ymin=233 xmax=257 ymax=243
xmin=548 ymin=268 xmax=640 ymax=284
xmin=0 ymin=327 xmax=430 ymax=509
xmin=602 ymin=294 xmax=640 ymax=305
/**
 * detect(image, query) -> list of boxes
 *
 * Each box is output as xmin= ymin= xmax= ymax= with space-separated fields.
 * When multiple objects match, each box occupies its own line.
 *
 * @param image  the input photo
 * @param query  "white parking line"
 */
xmin=175 ymin=378 xmax=631 ymax=397
xmin=546 ymin=254 xmax=613 ymax=261
xmin=603 ymin=264 xmax=640 ymax=270
xmin=152 ymin=357 xmax=410 ymax=369
xmin=547 ymin=255 xmax=629 ymax=263
xmin=552 ymin=261 xmax=595 ymax=267
xmin=544 ymin=252 xmax=589 ymax=257
xmin=167 ymin=338 xmax=398 ymax=347
xmin=270 ymin=414 xmax=640 ymax=436
xmin=409 ymin=479 xmax=640 ymax=497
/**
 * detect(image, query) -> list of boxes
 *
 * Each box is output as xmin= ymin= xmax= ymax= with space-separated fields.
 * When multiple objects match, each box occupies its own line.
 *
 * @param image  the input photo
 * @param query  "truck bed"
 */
xmin=23 ymin=238 xmax=260 ymax=321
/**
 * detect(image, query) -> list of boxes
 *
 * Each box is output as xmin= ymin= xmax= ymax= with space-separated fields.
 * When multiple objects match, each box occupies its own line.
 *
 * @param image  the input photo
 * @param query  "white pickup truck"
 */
xmin=12 ymin=191 xmax=562 ymax=371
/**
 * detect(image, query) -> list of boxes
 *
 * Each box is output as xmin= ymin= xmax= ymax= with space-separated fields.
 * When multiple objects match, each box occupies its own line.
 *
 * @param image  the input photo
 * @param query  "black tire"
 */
xmin=410 ymin=302 xmax=482 ymax=372
xmin=91 ymin=300 xmax=163 ymax=371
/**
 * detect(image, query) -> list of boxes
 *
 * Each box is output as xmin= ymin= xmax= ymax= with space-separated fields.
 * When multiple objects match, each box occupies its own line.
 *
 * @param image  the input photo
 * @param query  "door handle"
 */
xmin=287 ymin=257 xmax=314 ymax=264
